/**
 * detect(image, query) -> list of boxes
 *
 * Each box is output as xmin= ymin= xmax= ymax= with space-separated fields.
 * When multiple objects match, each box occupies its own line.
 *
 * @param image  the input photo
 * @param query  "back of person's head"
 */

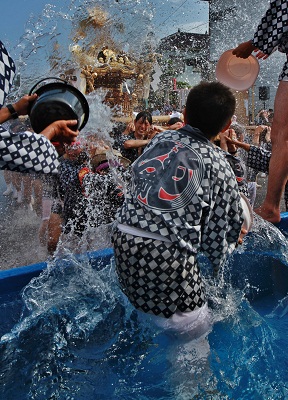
xmin=135 ymin=111 xmax=152 ymax=125
xmin=9 ymin=118 xmax=32 ymax=133
xmin=64 ymin=140 xmax=89 ymax=163
xmin=185 ymin=81 xmax=236 ymax=139
xmin=167 ymin=117 xmax=183 ymax=126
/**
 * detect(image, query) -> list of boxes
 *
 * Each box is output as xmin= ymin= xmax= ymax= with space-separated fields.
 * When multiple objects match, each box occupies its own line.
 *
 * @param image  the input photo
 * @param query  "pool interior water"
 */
xmin=1 ymin=249 xmax=288 ymax=400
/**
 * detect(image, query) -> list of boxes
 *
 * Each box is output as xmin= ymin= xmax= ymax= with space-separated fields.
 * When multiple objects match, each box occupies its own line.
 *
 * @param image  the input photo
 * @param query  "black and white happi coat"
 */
xmin=246 ymin=144 xmax=288 ymax=209
xmin=247 ymin=144 xmax=271 ymax=173
xmin=252 ymin=0 xmax=288 ymax=80
xmin=112 ymin=126 xmax=244 ymax=318
xmin=0 ymin=125 xmax=60 ymax=173
xmin=0 ymin=40 xmax=59 ymax=174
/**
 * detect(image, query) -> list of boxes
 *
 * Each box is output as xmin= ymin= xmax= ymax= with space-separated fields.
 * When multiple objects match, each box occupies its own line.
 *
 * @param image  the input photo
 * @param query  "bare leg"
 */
xmin=32 ymin=178 xmax=43 ymax=217
xmin=12 ymin=171 xmax=23 ymax=202
xmin=47 ymin=212 xmax=63 ymax=254
xmin=3 ymin=170 xmax=13 ymax=195
xmin=255 ymin=81 xmax=288 ymax=223
xmin=3 ymin=170 xmax=12 ymax=185
xmin=12 ymin=171 xmax=22 ymax=192
xmin=22 ymin=173 xmax=33 ymax=205
xmin=39 ymin=198 xmax=53 ymax=245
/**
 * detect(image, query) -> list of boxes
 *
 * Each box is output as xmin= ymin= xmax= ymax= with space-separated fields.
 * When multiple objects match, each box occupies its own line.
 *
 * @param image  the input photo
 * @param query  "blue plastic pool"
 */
xmin=1 ymin=215 xmax=288 ymax=399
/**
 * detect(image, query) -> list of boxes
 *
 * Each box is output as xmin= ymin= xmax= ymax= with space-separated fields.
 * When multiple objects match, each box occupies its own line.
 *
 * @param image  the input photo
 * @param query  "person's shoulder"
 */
xmin=210 ymin=145 xmax=235 ymax=165
xmin=122 ymin=132 xmax=135 ymax=140
xmin=114 ymin=132 xmax=133 ymax=146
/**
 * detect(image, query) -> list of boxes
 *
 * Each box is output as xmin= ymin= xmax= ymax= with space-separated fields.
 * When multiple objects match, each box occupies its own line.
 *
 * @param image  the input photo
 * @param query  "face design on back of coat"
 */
xmin=132 ymin=140 xmax=203 ymax=212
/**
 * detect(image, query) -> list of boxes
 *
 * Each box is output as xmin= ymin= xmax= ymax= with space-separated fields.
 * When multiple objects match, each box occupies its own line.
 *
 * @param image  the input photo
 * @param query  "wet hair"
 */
xmin=167 ymin=117 xmax=183 ymax=125
xmin=230 ymin=122 xmax=246 ymax=141
xmin=9 ymin=119 xmax=32 ymax=133
xmin=135 ymin=111 xmax=152 ymax=125
xmin=185 ymin=81 xmax=236 ymax=139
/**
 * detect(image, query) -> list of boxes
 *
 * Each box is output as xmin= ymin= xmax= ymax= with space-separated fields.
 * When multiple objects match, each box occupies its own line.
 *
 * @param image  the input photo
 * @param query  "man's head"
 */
xmin=134 ymin=111 xmax=152 ymax=139
xmin=167 ymin=117 xmax=184 ymax=130
xmin=184 ymin=81 xmax=236 ymax=139
xmin=65 ymin=140 xmax=88 ymax=163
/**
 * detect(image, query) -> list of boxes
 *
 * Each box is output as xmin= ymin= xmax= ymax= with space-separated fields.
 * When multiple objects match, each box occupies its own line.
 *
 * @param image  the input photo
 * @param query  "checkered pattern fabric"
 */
xmin=113 ymin=230 xmax=206 ymax=318
xmin=113 ymin=132 xmax=139 ymax=163
xmin=0 ymin=125 xmax=59 ymax=173
xmin=252 ymin=0 xmax=288 ymax=55
xmin=81 ymin=166 xmax=128 ymax=227
xmin=252 ymin=0 xmax=288 ymax=80
xmin=223 ymin=151 xmax=250 ymax=201
xmin=113 ymin=126 xmax=243 ymax=318
xmin=0 ymin=41 xmax=16 ymax=107
xmin=0 ymin=41 xmax=60 ymax=174
xmin=57 ymin=158 xmax=88 ymax=234
xmin=247 ymin=145 xmax=271 ymax=173
xmin=279 ymin=59 xmax=288 ymax=80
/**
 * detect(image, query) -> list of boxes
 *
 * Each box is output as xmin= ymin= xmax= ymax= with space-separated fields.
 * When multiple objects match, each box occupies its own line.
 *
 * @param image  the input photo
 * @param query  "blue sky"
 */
xmin=0 ymin=0 xmax=209 ymax=52
xmin=0 ymin=0 xmax=209 ymax=89
xmin=0 ymin=0 xmax=59 ymax=49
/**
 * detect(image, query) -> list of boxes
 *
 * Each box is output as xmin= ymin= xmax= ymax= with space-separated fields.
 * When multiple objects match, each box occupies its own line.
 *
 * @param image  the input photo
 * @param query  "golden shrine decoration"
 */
xmin=63 ymin=6 xmax=154 ymax=116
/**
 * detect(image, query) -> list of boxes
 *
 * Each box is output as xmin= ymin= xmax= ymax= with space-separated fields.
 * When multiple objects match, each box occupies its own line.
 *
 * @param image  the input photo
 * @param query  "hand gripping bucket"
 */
xmin=28 ymin=77 xmax=89 ymax=133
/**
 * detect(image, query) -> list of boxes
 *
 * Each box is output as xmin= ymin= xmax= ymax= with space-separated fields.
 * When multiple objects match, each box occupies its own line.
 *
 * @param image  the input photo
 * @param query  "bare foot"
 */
xmin=254 ymin=204 xmax=281 ymax=224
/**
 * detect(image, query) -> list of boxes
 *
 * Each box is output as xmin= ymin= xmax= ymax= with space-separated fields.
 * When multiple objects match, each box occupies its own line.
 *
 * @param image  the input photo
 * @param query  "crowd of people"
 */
xmin=1 ymin=85 xmax=286 ymax=290
xmin=3 ymin=106 xmax=284 ymax=259
xmin=151 ymin=103 xmax=184 ymax=118
xmin=0 ymin=110 xmax=186 ymax=256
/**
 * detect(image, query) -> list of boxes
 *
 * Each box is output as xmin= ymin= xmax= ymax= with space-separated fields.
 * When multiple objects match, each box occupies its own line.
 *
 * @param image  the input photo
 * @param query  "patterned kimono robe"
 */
xmin=112 ymin=126 xmax=243 ymax=318
xmin=0 ymin=40 xmax=59 ymax=174
xmin=0 ymin=125 xmax=59 ymax=174
xmin=252 ymin=0 xmax=288 ymax=80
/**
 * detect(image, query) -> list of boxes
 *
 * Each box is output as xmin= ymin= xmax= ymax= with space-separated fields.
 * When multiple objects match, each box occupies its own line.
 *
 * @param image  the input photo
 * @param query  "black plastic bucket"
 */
xmin=28 ymin=77 xmax=89 ymax=133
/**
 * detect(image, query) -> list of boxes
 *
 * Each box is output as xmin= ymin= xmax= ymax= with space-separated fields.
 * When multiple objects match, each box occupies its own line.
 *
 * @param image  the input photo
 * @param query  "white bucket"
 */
xmin=240 ymin=193 xmax=253 ymax=232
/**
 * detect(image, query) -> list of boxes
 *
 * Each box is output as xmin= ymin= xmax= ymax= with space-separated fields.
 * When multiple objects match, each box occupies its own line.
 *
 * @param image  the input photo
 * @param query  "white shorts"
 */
xmin=140 ymin=303 xmax=212 ymax=339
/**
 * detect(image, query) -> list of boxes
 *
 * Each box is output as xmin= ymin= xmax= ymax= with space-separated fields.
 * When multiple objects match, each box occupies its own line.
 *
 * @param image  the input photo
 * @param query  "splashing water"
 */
xmin=1 ymin=1 xmax=288 ymax=398
xmin=11 ymin=0 xmax=157 ymax=96
xmin=81 ymin=90 xmax=117 ymax=144
xmin=1 ymin=220 xmax=288 ymax=399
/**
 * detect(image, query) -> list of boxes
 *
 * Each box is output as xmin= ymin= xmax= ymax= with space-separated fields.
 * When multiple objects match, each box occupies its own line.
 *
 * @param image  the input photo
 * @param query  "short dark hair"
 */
xmin=185 ymin=81 xmax=236 ymax=139
xmin=167 ymin=117 xmax=183 ymax=125
xmin=135 ymin=111 xmax=152 ymax=125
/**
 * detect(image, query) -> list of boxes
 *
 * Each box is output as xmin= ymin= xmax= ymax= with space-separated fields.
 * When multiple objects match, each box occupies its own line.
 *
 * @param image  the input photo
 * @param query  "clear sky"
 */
xmin=0 ymin=0 xmax=209 ymax=51
xmin=0 ymin=0 xmax=209 ymax=89
xmin=0 ymin=0 xmax=59 ymax=49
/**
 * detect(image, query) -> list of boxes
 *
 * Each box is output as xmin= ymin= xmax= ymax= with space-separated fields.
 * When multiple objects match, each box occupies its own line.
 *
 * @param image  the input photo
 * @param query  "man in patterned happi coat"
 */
xmin=112 ymin=82 xmax=244 ymax=334
xmin=0 ymin=40 xmax=78 ymax=174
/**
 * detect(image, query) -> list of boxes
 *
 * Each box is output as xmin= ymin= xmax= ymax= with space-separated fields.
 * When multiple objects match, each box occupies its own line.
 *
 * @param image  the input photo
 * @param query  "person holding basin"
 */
xmin=232 ymin=0 xmax=288 ymax=223
xmin=0 ymin=40 xmax=79 ymax=174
